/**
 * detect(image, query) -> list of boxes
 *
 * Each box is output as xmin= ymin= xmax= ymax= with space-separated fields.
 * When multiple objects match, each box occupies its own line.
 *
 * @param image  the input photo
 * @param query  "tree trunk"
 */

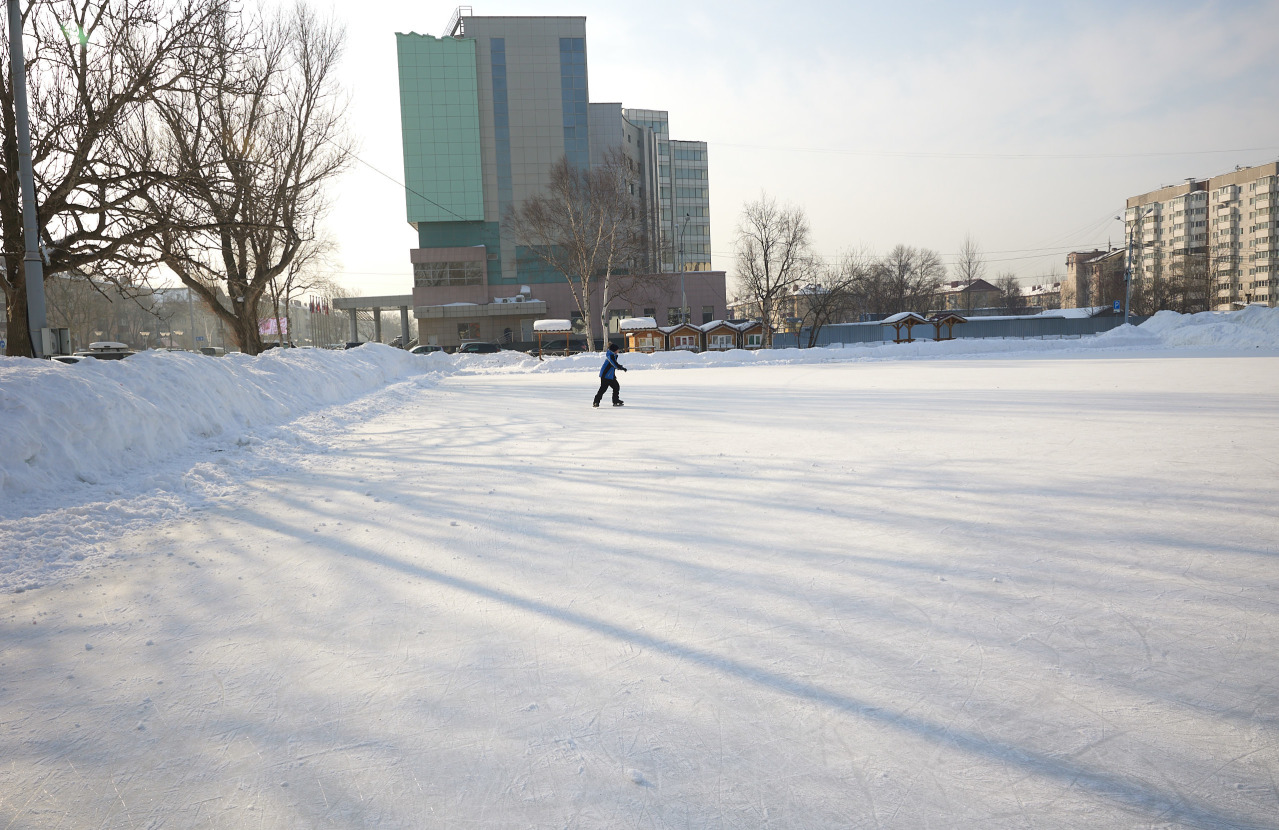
xmin=4 ymin=261 xmax=33 ymax=357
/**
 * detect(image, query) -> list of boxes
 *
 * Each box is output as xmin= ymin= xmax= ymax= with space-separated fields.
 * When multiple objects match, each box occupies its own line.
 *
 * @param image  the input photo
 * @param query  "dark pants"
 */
xmin=594 ymin=377 xmax=621 ymax=405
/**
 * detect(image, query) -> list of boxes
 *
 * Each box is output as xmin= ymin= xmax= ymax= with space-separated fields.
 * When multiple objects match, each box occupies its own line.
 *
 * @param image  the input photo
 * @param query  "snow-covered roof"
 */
xmin=533 ymin=319 xmax=573 ymax=332
xmin=699 ymin=319 xmax=733 ymax=332
xmin=619 ymin=317 xmax=658 ymax=330
xmin=882 ymin=312 xmax=929 ymax=324
xmin=658 ymin=323 xmax=700 ymax=333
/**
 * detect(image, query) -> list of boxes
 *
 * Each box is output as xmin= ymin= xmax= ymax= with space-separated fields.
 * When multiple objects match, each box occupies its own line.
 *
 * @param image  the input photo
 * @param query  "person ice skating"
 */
xmin=593 ymin=343 xmax=627 ymax=407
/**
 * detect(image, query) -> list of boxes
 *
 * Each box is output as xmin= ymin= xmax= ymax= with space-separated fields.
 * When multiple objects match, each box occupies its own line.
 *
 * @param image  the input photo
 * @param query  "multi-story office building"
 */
xmin=395 ymin=10 xmax=722 ymax=347
xmin=622 ymin=109 xmax=712 ymax=273
xmin=1125 ymin=162 xmax=1279 ymax=311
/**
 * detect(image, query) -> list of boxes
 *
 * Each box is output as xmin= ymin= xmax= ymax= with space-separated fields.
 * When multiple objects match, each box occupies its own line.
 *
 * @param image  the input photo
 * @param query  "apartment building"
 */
xmin=395 ymin=10 xmax=721 ymax=347
xmin=1125 ymin=162 xmax=1279 ymax=311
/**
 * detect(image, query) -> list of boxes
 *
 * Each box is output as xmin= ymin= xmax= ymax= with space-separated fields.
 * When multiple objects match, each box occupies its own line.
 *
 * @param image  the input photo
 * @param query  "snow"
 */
xmin=2 ymin=308 xmax=1278 ymax=828
xmin=882 ymin=311 xmax=930 ymax=324
xmin=618 ymin=316 xmax=657 ymax=330
xmin=533 ymin=318 xmax=573 ymax=332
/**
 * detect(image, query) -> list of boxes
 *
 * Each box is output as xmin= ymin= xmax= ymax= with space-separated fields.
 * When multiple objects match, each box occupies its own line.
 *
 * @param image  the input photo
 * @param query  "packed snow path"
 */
xmin=3 ymin=352 xmax=1278 ymax=828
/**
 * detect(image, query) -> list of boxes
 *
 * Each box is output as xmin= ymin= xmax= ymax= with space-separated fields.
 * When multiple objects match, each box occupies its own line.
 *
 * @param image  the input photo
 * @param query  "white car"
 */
xmin=410 ymin=344 xmax=444 ymax=355
xmin=71 ymin=341 xmax=136 ymax=361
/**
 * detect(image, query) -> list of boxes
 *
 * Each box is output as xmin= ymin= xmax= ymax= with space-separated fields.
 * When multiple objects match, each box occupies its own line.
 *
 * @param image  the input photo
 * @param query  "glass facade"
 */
xmin=559 ymin=37 xmax=589 ymax=169
xmin=396 ymin=34 xmax=484 ymax=224
xmin=491 ymin=39 xmax=513 ymax=217
xmin=624 ymin=109 xmax=712 ymax=272
xmin=399 ymin=18 xmax=712 ymax=298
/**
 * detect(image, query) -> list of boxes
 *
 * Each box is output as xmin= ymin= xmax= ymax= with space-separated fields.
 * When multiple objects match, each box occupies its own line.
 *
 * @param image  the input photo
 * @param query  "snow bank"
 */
xmin=1136 ymin=304 xmax=1279 ymax=348
xmin=3 ymin=307 xmax=1278 ymax=502
xmin=0 ymin=344 xmax=427 ymax=499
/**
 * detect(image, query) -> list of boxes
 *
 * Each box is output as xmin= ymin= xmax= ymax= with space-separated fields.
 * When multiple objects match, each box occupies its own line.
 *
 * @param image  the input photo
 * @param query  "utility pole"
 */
xmin=7 ymin=0 xmax=48 ymax=357
xmin=677 ymin=213 xmax=690 ymax=324
xmin=1122 ymin=206 xmax=1152 ymax=326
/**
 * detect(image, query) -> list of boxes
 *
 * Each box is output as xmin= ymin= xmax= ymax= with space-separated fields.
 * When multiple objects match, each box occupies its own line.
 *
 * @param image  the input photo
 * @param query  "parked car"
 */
xmin=454 ymin=341 xmax=501 ymax=354
xmin=50 ymin=354 xmax=88 ymax=364
xmin=343 ymin=341 xmax=365 ymax=349
xmin=198 ymin=346 xmax=226 ymax=357
xmin=410 ymin=344 xmax=443 ymax=355
xmin=73 ymin=341 xmax=135 ymax=360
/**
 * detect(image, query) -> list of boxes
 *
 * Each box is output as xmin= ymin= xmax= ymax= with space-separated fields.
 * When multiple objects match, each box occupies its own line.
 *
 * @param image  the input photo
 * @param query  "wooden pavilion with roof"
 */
xmin=532 ymin=318 xmax=574 ymax=359
xmin=881 ymin=311 xmax=930 ymax=343
xmin=929 ymin=313 xmax=967 ymax=341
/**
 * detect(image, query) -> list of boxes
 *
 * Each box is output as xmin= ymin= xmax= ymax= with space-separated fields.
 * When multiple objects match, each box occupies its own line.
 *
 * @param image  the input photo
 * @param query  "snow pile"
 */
xmin=1136 ymin=304 xmax=1279 ymax=348
xmin=0 ymin=344 xmax=427 ymax=499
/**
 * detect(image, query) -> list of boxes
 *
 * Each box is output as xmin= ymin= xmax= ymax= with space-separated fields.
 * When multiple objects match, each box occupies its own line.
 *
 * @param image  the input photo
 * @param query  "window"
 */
xmin=672 ymin=334 xmax=697 ymax=350
xmin=745 ymin=333 xmax=763 ymax=347
xmin=708 ymin=333 xmax=734 ymax=350
xmin=667 ymin=307 xmax=688 ymax=325
xmin=414 ymin=261 xmax=483 ymax=287
xmin=643 ymin=307 xmax=656 ymax=318
xmin=702 ymin=305 xmax=714 ymax=323
xmin=457 ymin=322 xmax=480 ymax=341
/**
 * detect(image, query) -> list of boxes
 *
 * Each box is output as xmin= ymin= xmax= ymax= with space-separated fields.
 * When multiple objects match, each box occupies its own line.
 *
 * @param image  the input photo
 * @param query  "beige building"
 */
xmin=1125 ymin=162 xmax=1278 ymax=311
xmin=933 ymin=279 xmax=1002 ymax=312
xmin=1062 ymin=249 xmax=1125 ymax=309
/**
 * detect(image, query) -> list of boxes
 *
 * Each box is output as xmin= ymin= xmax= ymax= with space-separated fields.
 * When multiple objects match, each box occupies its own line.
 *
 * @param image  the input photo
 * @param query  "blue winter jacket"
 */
xmin=599 ymin=350 xmax=625 ymax=379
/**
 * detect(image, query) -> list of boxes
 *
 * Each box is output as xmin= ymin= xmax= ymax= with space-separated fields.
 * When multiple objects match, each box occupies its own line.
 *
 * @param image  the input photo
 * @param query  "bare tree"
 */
xmin=263 ymin=231 xmax=337 ymax=345
xmin=954 ymin=234 xmax=986 ymax=283
xmin=995 ymin=272 xmax=1022 ymax=312
xmin=954 ymin=234 xmax=988 ymax=312
xmin=734 ymin=194 xmax=812 ymax=347
xmin=505 ymin=148 xmax=648 ymax=351
xmin=874 ymin=244 xmax=946 ymax=314
xmin=1 ymin=0 xmax=224 ymax=356
xmin=138 ymin=2 xmax=352 ymax=355
xmin=793 ymin=249 xmax=870 ymax=347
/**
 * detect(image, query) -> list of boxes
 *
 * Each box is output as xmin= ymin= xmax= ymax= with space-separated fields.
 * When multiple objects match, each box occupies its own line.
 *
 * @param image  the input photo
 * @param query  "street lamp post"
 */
xmin=7 ymin=0 xmax=48 ymax=357
xmin=677 ymin=213 xmax=691 ymax=323
xmin=1119 ymin=206 xmax=1154 ymax=325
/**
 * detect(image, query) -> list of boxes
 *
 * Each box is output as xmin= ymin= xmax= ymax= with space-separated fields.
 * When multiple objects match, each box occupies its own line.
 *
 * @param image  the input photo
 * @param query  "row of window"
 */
xmin=414 ymin=261 xmax=484 ymax=287
xmin=662 ymin=207 xmax=710 ymax=220
xmin=672 ymin=147 xmax=706 ymax=161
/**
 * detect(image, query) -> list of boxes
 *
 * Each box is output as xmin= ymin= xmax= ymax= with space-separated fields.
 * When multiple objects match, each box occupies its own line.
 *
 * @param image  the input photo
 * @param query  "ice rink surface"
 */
xmin=3 ymin=348 xmax=1278 ymax=828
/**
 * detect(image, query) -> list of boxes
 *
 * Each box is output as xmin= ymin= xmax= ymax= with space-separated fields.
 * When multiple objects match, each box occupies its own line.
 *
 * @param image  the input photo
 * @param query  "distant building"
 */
xmin=395 ymin=10 xmax=721 ymax=348
xmin=1063 ymin=249 xmax=1125 ymax=310
xmin=1125 ymin=161 xmax=1278 ymax=311
xmin=1024 ymin=281 xmax=1062 ymax=311
xmin=933 ymin=278 xmax=1002 ymax=312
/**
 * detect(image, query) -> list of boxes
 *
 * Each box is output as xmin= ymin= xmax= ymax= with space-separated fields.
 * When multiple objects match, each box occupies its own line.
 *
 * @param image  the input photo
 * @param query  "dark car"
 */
xmin=454 ymin=341 xmax=501 ymax=354
xmin=343 ymin=341 xmax=365 ymax=349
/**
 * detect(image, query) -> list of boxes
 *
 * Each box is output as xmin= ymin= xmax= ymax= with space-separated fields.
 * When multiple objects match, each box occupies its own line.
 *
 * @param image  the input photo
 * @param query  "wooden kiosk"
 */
xmin=532 ymin=318 xmax=574 ymax=359
xmin=619 ymin=317 xmax=662 ymax=352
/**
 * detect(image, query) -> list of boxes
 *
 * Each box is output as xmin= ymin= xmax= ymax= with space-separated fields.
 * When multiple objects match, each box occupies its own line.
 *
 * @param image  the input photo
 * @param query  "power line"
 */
xmin=710 ymin=141 xmax=1279 ymax=161
xmin=328 ymin=137 xmax=472 ymax=224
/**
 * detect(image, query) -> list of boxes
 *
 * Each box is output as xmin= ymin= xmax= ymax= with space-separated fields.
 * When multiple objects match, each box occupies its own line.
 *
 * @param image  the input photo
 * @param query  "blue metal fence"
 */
xmin=771 ymin=315 xmax=1152 ymax=349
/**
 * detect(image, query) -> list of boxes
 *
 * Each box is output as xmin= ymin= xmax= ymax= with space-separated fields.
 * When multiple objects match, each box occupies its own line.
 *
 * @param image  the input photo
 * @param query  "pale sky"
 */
xmin=321 ymin=0 xmax=1279 ymax=297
